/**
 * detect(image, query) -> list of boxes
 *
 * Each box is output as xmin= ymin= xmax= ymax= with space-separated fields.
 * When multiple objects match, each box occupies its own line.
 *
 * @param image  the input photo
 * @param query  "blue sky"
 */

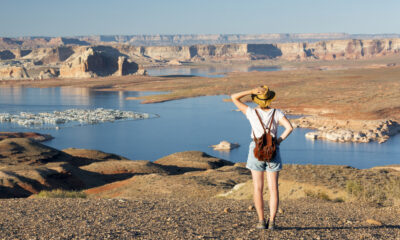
xmin=1 ymin=0 xmax=399 ymax=37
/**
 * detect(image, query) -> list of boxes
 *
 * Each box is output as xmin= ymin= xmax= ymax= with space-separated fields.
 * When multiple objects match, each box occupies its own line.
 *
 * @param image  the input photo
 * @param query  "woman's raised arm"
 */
xmin=231 ymin=87 xmax=266 ymax=114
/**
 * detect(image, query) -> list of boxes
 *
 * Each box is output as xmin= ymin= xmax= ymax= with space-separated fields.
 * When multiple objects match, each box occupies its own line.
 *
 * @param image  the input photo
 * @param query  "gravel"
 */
xmin=0 ymin=197 xmax=399 ymax=239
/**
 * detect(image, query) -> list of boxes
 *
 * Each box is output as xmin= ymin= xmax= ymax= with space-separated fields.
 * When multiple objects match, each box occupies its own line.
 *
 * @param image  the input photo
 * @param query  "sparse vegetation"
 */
xmin=35 ymin=189 xmax=87 ymax=198
xmin=304 ymin=189 xmax=331 ymax=201
xmin=345 ymin=176 xmax=400 ymax=206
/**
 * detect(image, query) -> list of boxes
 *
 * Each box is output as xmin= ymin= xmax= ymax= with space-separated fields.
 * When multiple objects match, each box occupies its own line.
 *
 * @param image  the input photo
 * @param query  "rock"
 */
xmin=80 ymin=160 xmax=169 ymax=175
xmin=115 ymin=56 xmax=140 ymax=76
xmin=0 ymin=66 xmax=29 ymax=80
xmin=223 ymin=208 xmax=231 ymax=213
xmin=168 ymin=59 xmax=182 ymax=65
xmin=365 ymin=219 xmax=382 ymax=226
xmin=155 ymin=151 xmax=233 ymax=171
xmin=293 ymin=117 xmax=400 ymax=143
xmin=62 ymin=148 xmax=128 ymax=162
xmin=39 ymin=68 xmax=59 ymax=79
xmin=278 ymin=208 xmax=284 ymax=214
xmin=0 ymin=138 xmax=73 ymax=166
xmin=248 ymin=205 xmax=255 ymax=211
xmin=0 ymin=132 xmax=53 ymax=142
xmin=59 ymin=46 xmax=140 ymax=78
xmin=210 ymin=141 xmax=240 ymax=151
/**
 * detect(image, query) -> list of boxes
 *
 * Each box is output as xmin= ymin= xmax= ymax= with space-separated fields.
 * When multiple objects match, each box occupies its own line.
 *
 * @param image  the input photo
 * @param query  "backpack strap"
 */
xmin=267 ymin=109 xmax=276 ymax=133
xmin=252 ymin=109 xmax=276 ymax=139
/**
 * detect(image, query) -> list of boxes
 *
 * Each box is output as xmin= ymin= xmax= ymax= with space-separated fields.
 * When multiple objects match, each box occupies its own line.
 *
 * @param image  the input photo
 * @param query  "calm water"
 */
xmin=0 ymin=86 xmax=399 ymax=169
xmin=146 ymin=65 xmax=280 ymax=77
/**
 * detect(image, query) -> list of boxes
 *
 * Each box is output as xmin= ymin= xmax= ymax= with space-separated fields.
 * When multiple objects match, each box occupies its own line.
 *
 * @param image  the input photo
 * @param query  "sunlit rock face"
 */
xmin=59 ymin=46 xmax=140 ymax=78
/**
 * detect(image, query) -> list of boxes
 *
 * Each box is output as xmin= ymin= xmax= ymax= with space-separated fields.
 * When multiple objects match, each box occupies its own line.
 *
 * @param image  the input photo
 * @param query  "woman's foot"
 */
xmin=256 ymin=219 xmax=268 ymax=229
xmin=268 ymin=220 xmax=275 ymax=230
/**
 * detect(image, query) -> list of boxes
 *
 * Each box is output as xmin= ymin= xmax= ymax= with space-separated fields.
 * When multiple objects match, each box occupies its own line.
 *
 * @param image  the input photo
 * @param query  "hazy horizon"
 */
xmin=1 ymin=0 xmax=400 ymax=37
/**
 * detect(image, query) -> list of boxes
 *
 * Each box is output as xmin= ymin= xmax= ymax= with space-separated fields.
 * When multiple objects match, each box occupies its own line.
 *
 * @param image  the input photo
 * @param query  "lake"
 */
xmin=0 ymin=86 xmax=399 ymax=169
xmin=146 ymin=65 xmax=281 ymax=77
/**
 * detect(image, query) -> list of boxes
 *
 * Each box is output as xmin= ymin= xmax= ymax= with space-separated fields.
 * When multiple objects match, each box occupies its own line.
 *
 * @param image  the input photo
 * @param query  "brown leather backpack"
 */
xmin=253 ymin=109 xmax=277 ymax=164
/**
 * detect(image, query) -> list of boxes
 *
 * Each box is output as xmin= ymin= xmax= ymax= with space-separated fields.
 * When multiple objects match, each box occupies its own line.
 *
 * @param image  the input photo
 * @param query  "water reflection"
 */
xmin=146 ymin=65 xmax=280 ymax=77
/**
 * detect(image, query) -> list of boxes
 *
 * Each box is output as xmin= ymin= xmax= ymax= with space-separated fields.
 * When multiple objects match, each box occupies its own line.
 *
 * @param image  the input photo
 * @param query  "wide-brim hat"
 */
xmin=251 ymin=85 xmax=276 ymax=108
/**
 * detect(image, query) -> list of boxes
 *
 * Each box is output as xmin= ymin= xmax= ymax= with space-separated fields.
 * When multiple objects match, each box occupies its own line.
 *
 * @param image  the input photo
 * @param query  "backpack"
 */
xmin=253 ymin=109 xmax=277 ymax=164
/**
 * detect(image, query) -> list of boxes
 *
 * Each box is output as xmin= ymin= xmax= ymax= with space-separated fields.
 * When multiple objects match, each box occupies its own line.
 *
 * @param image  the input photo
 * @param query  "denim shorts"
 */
xmin=246 ymin=141 xmax=282 ymax=172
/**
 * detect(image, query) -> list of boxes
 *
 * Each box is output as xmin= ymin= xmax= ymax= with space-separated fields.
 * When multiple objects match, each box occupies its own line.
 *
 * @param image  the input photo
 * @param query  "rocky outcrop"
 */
xmin=0 ymin=132 xmax=53 ymax=142
xmin=210 ymin=141 xmax=240 ymax=151
xmin=0 ymin=138 xmax=72 ymax=166
xmin=155 ymin=151 xmax=233 ymax=172
xmin=0 ymin=139 xmax=152 ymax=198
xmin=292 ymin=117 xmax=400 ymax=143
xmin=59 ymin=47 xmax=140 ymax=78
xmin=80 ymin=160 xmax=168 ymax=175
xmin=38 ymin=68 xmax=59 ymax=79
xmin=0 ymin=66 xmax=29 ymax=80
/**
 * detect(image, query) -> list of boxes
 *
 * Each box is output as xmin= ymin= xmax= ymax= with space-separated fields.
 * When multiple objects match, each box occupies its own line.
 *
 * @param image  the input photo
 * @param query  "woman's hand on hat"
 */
xmin=251 ymin=87 xmax=266 ymax=95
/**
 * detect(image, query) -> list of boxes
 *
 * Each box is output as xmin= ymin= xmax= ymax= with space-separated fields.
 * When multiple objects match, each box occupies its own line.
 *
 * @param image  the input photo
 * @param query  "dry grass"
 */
xmin=34 ymin=189 xmax=87 ymax=198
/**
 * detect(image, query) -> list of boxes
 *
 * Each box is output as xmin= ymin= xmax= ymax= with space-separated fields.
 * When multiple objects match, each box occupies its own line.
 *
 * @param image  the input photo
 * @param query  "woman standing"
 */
xmin=231 ymin=86 xmax=293 ymax=230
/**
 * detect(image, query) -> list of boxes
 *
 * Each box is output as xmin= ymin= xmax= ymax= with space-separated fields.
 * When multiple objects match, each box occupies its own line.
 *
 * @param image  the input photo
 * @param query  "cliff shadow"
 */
xmin=247 ymin=44 xmax=282 ymax=59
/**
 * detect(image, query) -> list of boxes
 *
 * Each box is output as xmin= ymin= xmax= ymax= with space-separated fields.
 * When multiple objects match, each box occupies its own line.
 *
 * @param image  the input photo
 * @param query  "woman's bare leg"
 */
xmin=251 ymin=170 xmax=265 ymax=221
xmin=266 ymin=171 xmax=279 ymax=222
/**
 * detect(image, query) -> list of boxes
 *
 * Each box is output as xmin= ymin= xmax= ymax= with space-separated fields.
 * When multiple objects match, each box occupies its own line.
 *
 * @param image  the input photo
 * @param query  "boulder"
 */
xmin=155 ymin=151 xmax=233 ymax=171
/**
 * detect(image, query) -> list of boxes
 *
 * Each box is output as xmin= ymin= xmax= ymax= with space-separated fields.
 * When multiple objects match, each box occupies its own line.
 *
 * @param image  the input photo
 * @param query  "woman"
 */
xmin=231 ymin=86 xmax=293 ymax=230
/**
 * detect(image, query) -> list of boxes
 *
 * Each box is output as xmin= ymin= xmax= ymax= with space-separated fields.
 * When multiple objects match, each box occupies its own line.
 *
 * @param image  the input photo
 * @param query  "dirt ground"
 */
xmin=0 ymin=197 xmax=399 ymax=240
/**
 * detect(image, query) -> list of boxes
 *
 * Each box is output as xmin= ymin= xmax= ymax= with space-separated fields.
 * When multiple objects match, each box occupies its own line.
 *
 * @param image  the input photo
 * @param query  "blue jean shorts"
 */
xmin=246 ymin=141 xmax=282 ymax=172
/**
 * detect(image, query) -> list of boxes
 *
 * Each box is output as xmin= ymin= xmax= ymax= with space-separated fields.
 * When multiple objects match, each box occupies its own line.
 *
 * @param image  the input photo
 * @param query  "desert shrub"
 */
xmin=35 ymin=189 xmax=87 ymax=198
xmin=304 ymin=190 xmax=331 ymax=201
xmin=346 ymin=180 xmax=363 ymax=197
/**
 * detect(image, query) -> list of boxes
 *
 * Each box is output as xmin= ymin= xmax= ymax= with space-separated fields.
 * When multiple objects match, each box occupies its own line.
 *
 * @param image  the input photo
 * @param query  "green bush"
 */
xmin=35 ymin=189 xmax=87 ymax=198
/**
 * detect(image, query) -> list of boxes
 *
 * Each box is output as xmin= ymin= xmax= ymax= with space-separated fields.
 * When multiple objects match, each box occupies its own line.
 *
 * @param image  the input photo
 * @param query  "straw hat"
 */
xmin=251 ymin=85 xmax=276 ymax=108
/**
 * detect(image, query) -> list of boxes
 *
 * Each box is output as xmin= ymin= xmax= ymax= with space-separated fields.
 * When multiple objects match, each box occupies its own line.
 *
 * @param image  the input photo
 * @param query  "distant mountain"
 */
xmin=2 ymin=33 xmax=400 ymax=48
xmin=78 ymin=33 xmax=400 ymax=46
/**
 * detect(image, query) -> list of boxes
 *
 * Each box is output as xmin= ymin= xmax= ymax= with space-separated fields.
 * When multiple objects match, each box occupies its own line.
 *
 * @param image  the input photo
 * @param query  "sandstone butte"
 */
xmin=1 ymin=37 xmax=400 ymax=80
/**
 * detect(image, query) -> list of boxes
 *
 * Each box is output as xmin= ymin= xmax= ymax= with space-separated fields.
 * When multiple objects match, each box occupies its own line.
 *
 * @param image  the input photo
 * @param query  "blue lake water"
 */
xmin=0 ymin=86 xmax=399 ymax=169
xmin=146 ymin=65 xmax=280 ymax=77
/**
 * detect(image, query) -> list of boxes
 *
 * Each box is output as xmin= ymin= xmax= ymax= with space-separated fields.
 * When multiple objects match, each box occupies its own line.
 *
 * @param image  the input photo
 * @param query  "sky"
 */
xmin=1 ymin=0 xmax=399 ymax=37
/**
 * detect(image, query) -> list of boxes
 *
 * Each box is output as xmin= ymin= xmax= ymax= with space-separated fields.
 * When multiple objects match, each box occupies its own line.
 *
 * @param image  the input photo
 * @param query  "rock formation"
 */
xmin=59 ymin=47 xmax=140 ymax=78
xmin=1 ymin=37 xmax=400 ymax=80
xmin=0 ymin=138 xmax=160 ymax=198
xmin=210 ymin=141 xmax=240 ymax=151
xmin=0 ymin=66 xmax=29 ymax=80
xmin=154 ymin=151 xmax=233 ymax=172
xmin=292 ymin=117 xmax=400 ymax=143
xmin=38 ymin=68 xmax=59 ymax=79
xmin=0 ymin=132 xmax=53 ymax=142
